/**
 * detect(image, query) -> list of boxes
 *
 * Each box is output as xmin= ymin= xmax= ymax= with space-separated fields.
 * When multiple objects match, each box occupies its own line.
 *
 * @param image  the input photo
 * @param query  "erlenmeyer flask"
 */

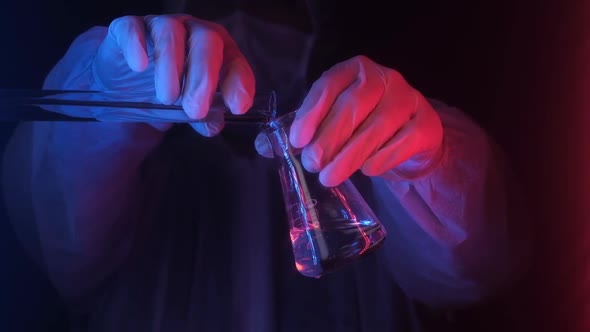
xmin=262 ymin=111 xmax=387 ymax=278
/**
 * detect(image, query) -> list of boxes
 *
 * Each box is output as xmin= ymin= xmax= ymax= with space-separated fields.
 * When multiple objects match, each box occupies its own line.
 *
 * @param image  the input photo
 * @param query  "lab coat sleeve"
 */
xmin=368 ymin=99 xmax=531 ymax=307
xmin=2 ymin=27 xmax=165 ymax=303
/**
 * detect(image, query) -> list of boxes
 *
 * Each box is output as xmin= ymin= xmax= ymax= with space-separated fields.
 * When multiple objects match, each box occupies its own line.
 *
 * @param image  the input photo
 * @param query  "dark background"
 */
xmin=0 ymin=0 xmax=586 ymax=331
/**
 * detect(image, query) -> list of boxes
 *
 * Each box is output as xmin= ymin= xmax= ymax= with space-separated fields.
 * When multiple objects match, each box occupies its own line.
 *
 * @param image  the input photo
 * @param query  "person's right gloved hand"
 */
xmin=93 ymin=14 xmax=256 ymax=135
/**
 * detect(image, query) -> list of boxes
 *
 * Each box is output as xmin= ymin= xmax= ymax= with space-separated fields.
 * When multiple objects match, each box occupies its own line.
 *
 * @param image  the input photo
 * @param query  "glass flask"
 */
xmin=262 ymin=111 xmax=387 ymax=278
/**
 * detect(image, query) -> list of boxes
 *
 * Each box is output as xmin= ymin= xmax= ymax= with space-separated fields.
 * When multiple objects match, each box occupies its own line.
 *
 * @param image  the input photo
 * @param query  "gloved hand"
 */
xmin=255 ymin=55 xmax=443 ymax=187
xmin=93 ymin=14 xmax=255 ymax=135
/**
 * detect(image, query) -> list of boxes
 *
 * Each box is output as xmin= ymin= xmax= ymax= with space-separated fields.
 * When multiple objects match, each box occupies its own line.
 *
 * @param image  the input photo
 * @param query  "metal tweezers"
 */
xmin=0 ymin=89 xmax=273 ymax=124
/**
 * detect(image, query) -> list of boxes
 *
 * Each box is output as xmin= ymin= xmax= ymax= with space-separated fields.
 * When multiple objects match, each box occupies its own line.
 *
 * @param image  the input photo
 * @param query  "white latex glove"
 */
xmin=93 ymin=14 xmax=255 ymax=135
xmin=255 ymin=55 xmax=443 ymax=186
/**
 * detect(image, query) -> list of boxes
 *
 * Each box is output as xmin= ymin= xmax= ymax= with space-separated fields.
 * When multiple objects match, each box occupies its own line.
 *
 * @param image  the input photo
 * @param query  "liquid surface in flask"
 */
xmin=290 ymin=218 xmax=386 ymax=278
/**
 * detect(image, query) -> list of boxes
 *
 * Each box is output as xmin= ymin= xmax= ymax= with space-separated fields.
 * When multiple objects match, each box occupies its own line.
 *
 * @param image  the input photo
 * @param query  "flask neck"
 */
xmin=262 ymin=111 xmax=300 ymax=158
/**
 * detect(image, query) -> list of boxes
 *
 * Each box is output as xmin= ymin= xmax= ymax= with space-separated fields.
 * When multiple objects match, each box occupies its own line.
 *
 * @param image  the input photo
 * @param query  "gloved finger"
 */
xmin=219 ymin=56 xmax=255 ymax=115
xmin=181 ymin=20 xmax=225 ymax=120
xmin=216 ymin=27 xmax=255 ymax=115
xmin=189 ymin=108 xmax=226 ymax=137
xmin=299 ymin=60 xmax=385 ymax=173
xmin=317 ymin=88 xmax=414 ymax=187
xmin=145 ymin=15 xmax=187 ymax=105
xmin=361 ymin=107 xmax=443 ymax=176
xmin=254 ymin=132 xmax=274 ymax=158
xmin=106 ymin=15 xmax=149 ymax=72
xmin=289 ymin=55 xmax=375 ymax=149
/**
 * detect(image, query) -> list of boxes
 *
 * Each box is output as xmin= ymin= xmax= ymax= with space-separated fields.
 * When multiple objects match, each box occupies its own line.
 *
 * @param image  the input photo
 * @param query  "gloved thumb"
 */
xmin=189 ymin=108 xmax=225 ymax=137
xmin=254 ymin=132 xmax=274 ymax=158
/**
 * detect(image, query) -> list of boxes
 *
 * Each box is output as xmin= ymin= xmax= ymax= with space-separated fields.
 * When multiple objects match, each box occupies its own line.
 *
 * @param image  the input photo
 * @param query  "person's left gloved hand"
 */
xmin=255 ymin=55 xmax=443 ymax=187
